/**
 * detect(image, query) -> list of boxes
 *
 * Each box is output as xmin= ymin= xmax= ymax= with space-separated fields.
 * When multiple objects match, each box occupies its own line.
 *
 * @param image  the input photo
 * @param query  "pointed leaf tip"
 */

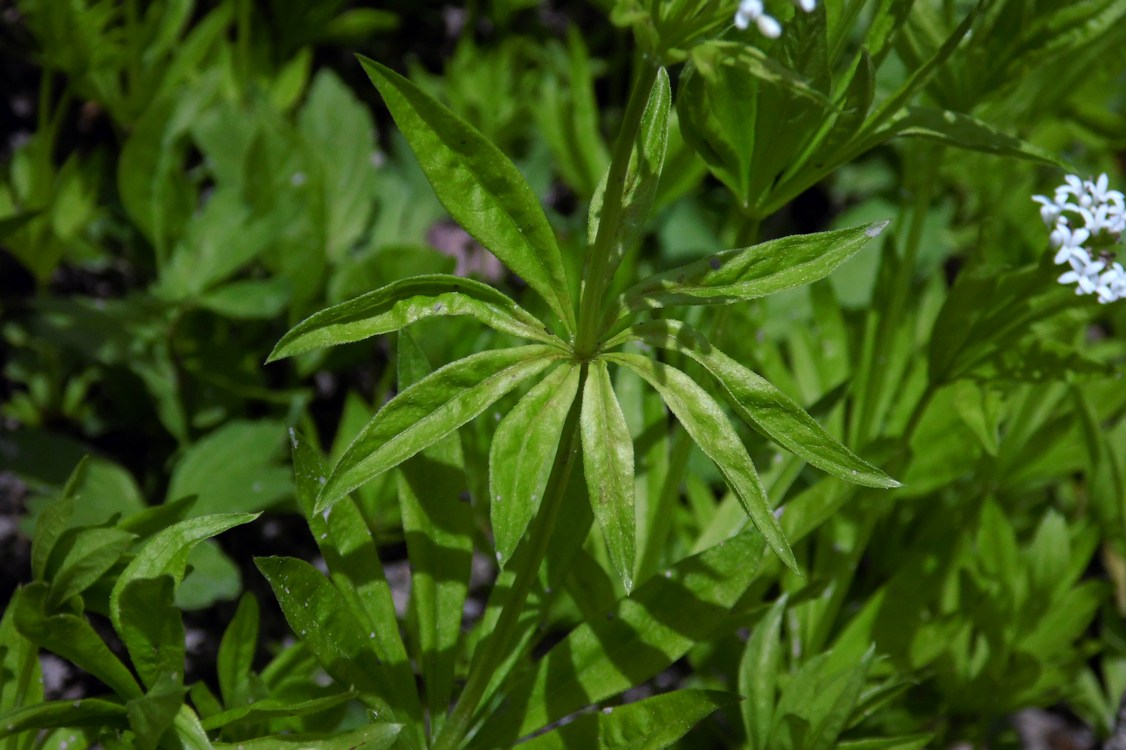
xmin=867 ymin=220 xmax=890 ymax=238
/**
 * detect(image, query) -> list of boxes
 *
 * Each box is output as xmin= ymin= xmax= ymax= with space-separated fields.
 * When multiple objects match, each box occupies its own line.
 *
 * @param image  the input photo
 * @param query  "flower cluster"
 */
xmin=1033 ymin=173 xmax=1126 ymax=304
xmin=734 ymin=0 xmax=816 ymax=39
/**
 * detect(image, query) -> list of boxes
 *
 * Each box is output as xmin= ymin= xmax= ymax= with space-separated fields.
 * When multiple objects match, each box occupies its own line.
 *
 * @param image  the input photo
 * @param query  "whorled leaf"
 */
xmin=318 ymin=346 xmax=560 ymax=513
xmin=622 ymin=319 xmax=898 ymax=488
xmin=519 ymin=689 xmax=736 ymax=749
xmin=358 ymin=56 xmax=576 ymax=332
xmin=490 ymin=362 xmax=582 ymax=566
xmin=580 ymin=360 xmax=637 ymax=593
xmin=268 ymin=275 xmax=559 ymax=362
xmin=606 ymin=352 xmax=797 ymax=572
xmin=611 ymin=222 xmax=887 ymax=326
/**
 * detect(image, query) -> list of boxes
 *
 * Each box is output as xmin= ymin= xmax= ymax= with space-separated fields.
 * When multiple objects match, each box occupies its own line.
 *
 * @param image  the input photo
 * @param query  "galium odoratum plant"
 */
xmin=1034 ymin=173 xmax=1126 ymax=304
xmin=266 ymin=55 xmax=898 ymax=749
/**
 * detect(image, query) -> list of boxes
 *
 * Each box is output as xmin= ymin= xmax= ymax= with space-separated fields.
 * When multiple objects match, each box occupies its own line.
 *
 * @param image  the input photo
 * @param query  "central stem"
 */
xmin=432 ymin=381 xmax=585 ymax=750
xmin=574 ymin=59 xmax=661 ymax=359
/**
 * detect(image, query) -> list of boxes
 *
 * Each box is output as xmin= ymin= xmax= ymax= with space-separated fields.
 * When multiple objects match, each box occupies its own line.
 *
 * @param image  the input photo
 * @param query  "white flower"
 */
xmin=735 ymin=0 xmax=816 ymax=38
xmin=1034 ymin=172 xmax=1125 ymax=303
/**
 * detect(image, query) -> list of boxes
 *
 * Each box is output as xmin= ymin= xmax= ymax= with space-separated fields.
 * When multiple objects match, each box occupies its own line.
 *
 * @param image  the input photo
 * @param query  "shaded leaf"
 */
xmin=474 ymin=527 xmax=765 ymax=744
xmin=520 ymin=690 xmax=735 ymax=749
xmin=255 ymin=557 xmax=401 ymax=718
xmin=14 ymin=584 xmax=142 ymax=700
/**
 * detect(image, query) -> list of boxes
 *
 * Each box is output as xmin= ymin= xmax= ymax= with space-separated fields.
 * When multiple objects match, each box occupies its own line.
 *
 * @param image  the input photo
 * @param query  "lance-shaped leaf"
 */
xmin=200 ymin=693 xmax=355 ymax=731
xmin=587 ymin=66 xmax=670 ymax=280
xmin=875 ymin=105 xmax=1065 ymax=167
xmin=396 ymin=331 xmax=473 ymax=729
xmin=580 ymin=360 xmax=637 ymax=592
xmin=118 ymin=576 xmax=185 ymax=690
xmin=358 ymin=56 xmax=576 ymax=332
xmin=613 ymin=222 xmax=887 ymax=323
xmin=741 ymin=595 xmax=787 ymax=750
xmin=212 ymin=722 xmax=402 ymax=750
xmin=14 ymin=583 xmax=142 ymax=700
xmin=473 ymin=527 xmax=765 ymax=745
xmin=318 ymin=346 xmax=559 ymax=513
xmin=290 ymin=429 xmax=416 ymax=714
xmin=519 ymin=689 xmax=736 ymax=749
xmin=0 ymin=698 xmax=128 ymax=738
xmin=267 ymin=275 xmax=559 ymax=362
xmin=623 ymin=320 xmax=898 ymax=488
xmin=109 ymin=513 xmax=259 ymax=635
xmin=255 ymin=556 xmax=401 ymax=717
xmin=606 ymin=353 xmax=796 ymax=572
xmin=490 ymin=362 xmax=582 ymax=566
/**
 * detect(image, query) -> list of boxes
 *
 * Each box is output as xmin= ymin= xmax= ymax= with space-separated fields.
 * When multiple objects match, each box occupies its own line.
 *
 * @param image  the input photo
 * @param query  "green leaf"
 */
xmin=0 ymin=699 xmax=128 ymax=739
xmin=536 ymin=28 xmax=610 ymax=198
xmin=490 ymin=362 xmax=582 ymax=565
xmin=519 ymin=689 xmax=736 ymax=749
xmin=109 ymin=513 xmax=259 ymax=635
xmin=268 ymin=275 xmax=558 ymax=362
xmin=176 ymin=541 xmax=242 ymax=610
xmin=30 ymin=457 xmax=86 ymax=580
xmin=318 ymin=345 xmax=559 ymax=512
xmin=297 ymin=69 xmax=380 ymax=262
xmin=217 ymin=593 xmax=259 ymax=709
xmin=166 ymin=420 xmax=290 ymax=516
xmin=198 ymin=277 xmax=291 ymax=320
xmin=169 ymin=705 xmax=213 ymax=750
xmin=396 ymin=331 xmax=474 ymax=727
xmin=46 ymin=527 xmax=135 ymax=609
xmin=0 ymin=601 xmax=42 ymax=724
xmin=199 ymin=693 xmax=355 ymax=731
xmin=126 ymin=672 xmax=185 ymax=750
xmin=474 ymin=527 xmax=765 ymax=745
xmin=117 ymin=576 xmax=185 ymax=690
xmin=837 ymin=735 xmax=933 ymax=750
xmin=289 ymin=429 xmax=413 ymax=701
xmin=741 ymin=596 xmax=787 ymax=750
xmin=616 ymin=222 xmax=887 ymax=321
xmin=212 ymin=722 xmax=402 ymax=750
xmin=358 ymin=56 xmax=575 ymax=331
xmin=624 ymin=320 xmax=898 ymax=488
xmin=254 ymin=556 xmax=402 ymax=719
xmin=13 ymin=584 xmax=142 ymax=700
xmin=117 ymin=88 xmax=210 ymax=259
xmin=587 ymin=66 xmax=670 ymax=280
xmin=580 ymin=360 xmax=637 ymax=593
xmin=878 ymin=106 xmax=1065 ymax=166
xmin=606 ymin=353 xmax=797 ymax=573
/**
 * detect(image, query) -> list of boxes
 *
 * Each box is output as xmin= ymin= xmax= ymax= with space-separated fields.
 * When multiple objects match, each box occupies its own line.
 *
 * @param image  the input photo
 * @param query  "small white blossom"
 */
xmin=735 ymin=0 xmax=816 ymax=38
xmin=1033 ymin=172 xmax=1126 ymax=303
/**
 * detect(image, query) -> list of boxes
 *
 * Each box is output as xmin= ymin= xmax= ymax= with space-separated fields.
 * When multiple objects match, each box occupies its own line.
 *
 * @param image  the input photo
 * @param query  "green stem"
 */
xmin=853 ymin=145 xmax=940 ymax=445
xmin=575 ymin=59 xmax=661 ymax=359
xmin=432 ymin=381 xmax=585 ymax=750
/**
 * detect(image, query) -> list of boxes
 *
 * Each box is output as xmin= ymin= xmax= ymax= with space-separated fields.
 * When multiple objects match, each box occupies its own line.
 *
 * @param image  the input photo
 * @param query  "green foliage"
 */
xmin=3 ymin=1 xmax=1125 ymax=749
